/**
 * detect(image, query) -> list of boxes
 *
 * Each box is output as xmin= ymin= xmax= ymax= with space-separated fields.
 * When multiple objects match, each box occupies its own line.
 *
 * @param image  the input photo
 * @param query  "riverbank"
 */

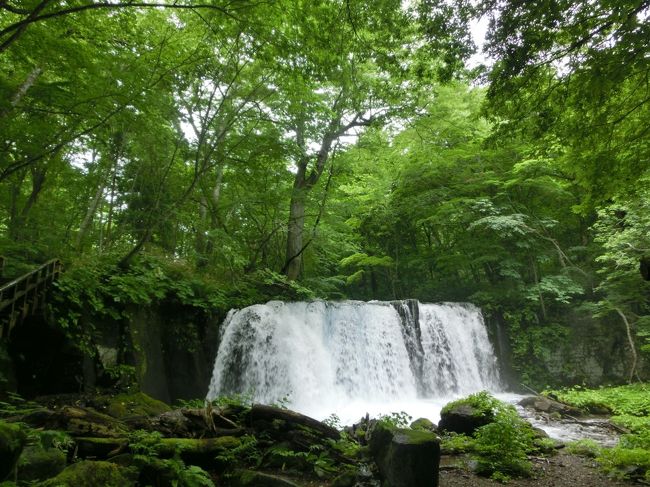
xmin=440 ymin=450 xmax=632 ymax=487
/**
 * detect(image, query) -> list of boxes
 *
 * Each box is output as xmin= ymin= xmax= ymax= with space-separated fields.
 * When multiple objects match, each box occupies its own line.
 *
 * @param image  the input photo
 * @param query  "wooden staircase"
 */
xmin=0 ymin=258 xmax=63 ymax=338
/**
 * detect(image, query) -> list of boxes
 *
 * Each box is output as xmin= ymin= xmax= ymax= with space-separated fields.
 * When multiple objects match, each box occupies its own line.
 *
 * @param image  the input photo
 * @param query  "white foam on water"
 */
xmin=207 ymin=300 xmax=501 ymax=423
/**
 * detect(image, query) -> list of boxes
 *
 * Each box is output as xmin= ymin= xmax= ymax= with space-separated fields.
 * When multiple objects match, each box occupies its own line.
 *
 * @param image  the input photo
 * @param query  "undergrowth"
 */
xmin=440 ymin=392 xmax=537 ymax=482
xmin=547 ymin=383 xmax=650 ymax=482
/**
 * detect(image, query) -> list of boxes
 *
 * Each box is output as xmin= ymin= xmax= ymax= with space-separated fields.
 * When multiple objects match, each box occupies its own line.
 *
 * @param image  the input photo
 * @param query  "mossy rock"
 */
xmin=0 ymin=421 xmax=26 ymax=480
xmin=369 ymin=422 xmax=440 ymax=487
xmin=104 ymin=392 xmax=171 ymax=419
xmin=21 ymin=406 xmax=129 ymax=438
xmin=410 ymin=418 xmax=437 ymax=432
xmin=155 ymin=436 xmax=242 ymax=469
xmin=40 ymin=460 xmax=136 ymax=487
xmin=439 ymin=393 xmax=500 ymax=435
xmin=17 ymin=445 xmax=67 ymax=482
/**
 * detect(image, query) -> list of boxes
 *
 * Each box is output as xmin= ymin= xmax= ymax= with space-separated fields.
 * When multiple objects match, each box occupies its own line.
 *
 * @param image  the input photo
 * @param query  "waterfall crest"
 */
xmin=207 ymin=300 xmax=501 ymax=419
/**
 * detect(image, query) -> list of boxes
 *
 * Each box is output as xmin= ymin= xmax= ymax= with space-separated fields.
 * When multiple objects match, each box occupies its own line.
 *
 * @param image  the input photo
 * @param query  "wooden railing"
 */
xmin=0 ymin=259 xmax=63 ymax=338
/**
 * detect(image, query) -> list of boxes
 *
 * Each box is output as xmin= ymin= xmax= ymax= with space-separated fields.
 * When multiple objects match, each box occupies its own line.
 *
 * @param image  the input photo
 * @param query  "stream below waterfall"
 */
xmin=206 ymin=300 xmax=620 ymax=446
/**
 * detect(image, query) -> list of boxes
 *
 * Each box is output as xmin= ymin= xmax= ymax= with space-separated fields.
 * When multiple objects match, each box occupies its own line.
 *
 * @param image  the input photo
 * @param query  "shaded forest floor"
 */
xmin=439 ymin=451 xmax=633 ymax=487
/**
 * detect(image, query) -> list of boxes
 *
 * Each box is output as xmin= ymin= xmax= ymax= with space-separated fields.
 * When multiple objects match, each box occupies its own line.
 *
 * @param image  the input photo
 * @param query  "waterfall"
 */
xmin=207 ymin=300 xmax=502 ymax=421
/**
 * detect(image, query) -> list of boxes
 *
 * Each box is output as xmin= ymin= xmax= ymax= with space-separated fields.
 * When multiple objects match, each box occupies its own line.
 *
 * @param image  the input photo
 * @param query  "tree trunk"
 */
xmin=284 ymin=180 xmax=307 ymax=281
xmin=615 ymin=307 xmax=640 ymax=383
xmin=76 ymin=151 xmax=105 ymax=251
xmin=76 ymin=180 xmax=105 ymax=251
xmin=1 ymin=66 xmax=42 ymax=117
xmin=10 ymin=164 xmax=47 ymax=240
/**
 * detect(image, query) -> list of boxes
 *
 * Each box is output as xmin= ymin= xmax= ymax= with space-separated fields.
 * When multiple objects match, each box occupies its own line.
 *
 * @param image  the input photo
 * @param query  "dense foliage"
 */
xmin=1 ymin=0 xmax=649 ymax=386
xmin=549 ymin=384 xmax=650 ymax=481
xmin=439 ymin=392 xmax=539 ymax=481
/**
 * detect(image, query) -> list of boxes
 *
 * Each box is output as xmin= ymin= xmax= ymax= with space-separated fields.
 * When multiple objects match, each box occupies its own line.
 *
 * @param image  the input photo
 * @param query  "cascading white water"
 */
xmin=207 ymin=300 xmax=502 ymax=423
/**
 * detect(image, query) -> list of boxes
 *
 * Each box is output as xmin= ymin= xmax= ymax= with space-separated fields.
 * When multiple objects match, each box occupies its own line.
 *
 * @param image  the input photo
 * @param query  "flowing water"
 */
xmin=206 ymin=299 xmax=619 ymax=445
xmin=207 ymin=300 xmax=502 ymax=424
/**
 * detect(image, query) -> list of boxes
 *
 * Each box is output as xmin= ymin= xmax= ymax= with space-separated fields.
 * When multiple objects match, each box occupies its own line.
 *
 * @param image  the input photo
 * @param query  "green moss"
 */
xmin=391 ymin=427 xmax=440 ymax=445
xmin=440 ymin=432 xmax=474 ymax=454
xmin=40 ymin=460 xmax=136 ymax=487
xmin=566 ymin=439 xmax=601 ymax=458
xmin=156 ymin=435 xmax=242 ymax=455
xmin=547 ymin=383 xmax=650 ymax=481
xmin=410 ymin=417 xmax=436 ymax=431
xmin=104 ymin=392 xmax=171 ymax=419
xmin=598 ymin=447 xmax=650 ymax=482
xmin=17 ymin=446 xmax=66 ymax=482
xmin=0 ymin=421 xmax=26 ymax=480
xmin=441 ymin=391 xmax=501 ymax=418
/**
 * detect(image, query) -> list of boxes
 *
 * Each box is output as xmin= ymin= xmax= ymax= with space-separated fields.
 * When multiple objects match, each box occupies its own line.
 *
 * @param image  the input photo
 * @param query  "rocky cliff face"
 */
xmin=99 ymin=302 xmax=222 ymax=402
xmin=485 ymin=310 xmax=648 ymax=389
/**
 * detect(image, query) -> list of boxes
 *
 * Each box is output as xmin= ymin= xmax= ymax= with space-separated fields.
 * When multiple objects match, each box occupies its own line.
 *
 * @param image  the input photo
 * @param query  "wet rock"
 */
xmin=0 ymin=421 xmax=26 ymax=480
xmin=438 ymin=404 xmax=492 ymax=435
xmin=369 ymin=421 xmax=440 ymax=487
xmin=518 ymin=396 xmax=582 ymax=417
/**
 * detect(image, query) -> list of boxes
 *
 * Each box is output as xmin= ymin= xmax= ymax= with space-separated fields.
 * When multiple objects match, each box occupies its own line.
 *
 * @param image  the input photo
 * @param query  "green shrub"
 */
xmin=566 ymin=439 xmax=601 ymax=458
xmin=441 ymin=391 xmax=502 ymax=418
xmin=440 ymin=432 xmax=475 ymax=454
xmin=440 ymin=392 xmax=535 ymax=480
xmin=473 ymin=404 xmax=534 ymax=480
xmin=547 ymin=383 xmax=650 ymax=481
xmin=598 ymin=447 xmax=650 ymax=482
xmin=377 ymin=411 xmax=412 ymax=428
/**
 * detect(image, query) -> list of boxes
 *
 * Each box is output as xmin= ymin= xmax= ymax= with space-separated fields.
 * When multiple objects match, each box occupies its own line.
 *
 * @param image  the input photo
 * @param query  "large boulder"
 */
xmin=16 ymin=430 xmax=70 ymax=483
xmin=438 ymin=403 xmax=493 ymax=435
xmin=438 ymin=393 xmax=503 ymax=435
xmin=369 ymin=421 xmax=440 ymax=487
xmin=0 ymin=421 xmax=26 ymax=480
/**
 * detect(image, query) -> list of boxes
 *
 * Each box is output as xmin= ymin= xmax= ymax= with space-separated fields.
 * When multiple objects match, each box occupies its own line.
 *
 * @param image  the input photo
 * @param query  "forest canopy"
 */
xmin=1 ymin=0 xmax=649 ymax=386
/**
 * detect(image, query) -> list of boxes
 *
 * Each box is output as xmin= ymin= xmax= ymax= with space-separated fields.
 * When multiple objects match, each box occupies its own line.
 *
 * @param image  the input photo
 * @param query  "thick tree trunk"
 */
xmin=195 ymin=165 xmax=223 ymax=269
xmin=284 ymin=181 xmax=307 ymax=281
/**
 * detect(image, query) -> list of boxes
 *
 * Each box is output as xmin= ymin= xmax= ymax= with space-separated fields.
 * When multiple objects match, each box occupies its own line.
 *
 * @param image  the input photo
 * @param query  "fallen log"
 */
xmin=248 ymin=404 xmax=339 ymax=440
xmin=18 ymin=407 xmax=129 ymax=438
